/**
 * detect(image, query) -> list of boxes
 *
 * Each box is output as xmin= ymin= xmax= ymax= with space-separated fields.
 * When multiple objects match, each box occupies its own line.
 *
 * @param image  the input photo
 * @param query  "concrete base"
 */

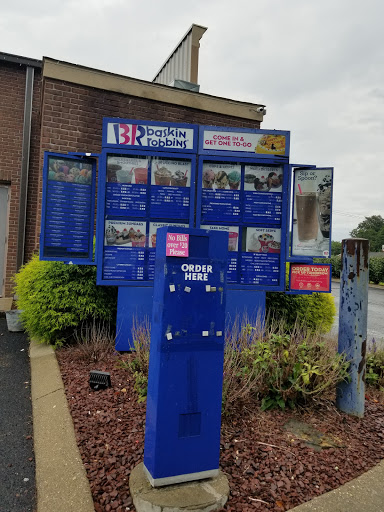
xmin=130 ymin=462 xmax=229 ymax=512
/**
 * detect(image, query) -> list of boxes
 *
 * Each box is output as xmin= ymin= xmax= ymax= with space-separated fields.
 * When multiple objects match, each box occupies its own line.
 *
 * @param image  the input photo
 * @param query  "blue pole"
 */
xmin=336 ymin=238 xmax=369 ymax=417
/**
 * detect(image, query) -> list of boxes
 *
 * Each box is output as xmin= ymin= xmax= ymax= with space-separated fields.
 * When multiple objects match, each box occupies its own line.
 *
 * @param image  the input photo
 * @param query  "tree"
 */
xmin=331 ymin=241 xmax=342 ymax=255
xmin=350 ymin=215 xmax=384 ymax=252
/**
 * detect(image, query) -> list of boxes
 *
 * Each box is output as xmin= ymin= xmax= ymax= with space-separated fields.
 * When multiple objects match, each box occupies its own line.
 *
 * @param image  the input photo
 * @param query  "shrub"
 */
xmin=13 ymin=255 xmax=117 ymax=345
xmin=266 ymin=290 xmax=336 ymax=333
xmin=121 ymin=317 xmax=349 ymax=415
xmin=369 ymin=257 xmax=384 ymax=285
xmin=222 ymin=319 xmax=349 ymax=415
xmin=366 ymin=339 xmax=384 ymax=389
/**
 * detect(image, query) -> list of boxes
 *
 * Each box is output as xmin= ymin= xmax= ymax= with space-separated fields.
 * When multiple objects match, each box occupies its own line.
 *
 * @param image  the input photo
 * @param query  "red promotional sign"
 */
xmin=290 ymin=264 xmax=331 ymax=292
xmin=166 ymin=233 xmax=189 ymax=257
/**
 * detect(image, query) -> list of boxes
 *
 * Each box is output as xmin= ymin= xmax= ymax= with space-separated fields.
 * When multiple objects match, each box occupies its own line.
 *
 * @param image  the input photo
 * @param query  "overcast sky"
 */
xmin=2 ymin=0 xmax=383 ymax=241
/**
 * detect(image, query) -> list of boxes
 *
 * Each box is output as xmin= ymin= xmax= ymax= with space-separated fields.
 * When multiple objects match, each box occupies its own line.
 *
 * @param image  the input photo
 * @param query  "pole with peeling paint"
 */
xmin=336 ymin=238 xmax=369 ymax=417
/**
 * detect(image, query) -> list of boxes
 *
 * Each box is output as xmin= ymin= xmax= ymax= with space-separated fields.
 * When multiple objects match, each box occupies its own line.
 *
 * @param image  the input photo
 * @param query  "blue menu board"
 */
xmin=197 ymin=159 xmax=286 ymax=289
xmin=240 ymin=227 xmax=281 ymax=285
xmin=243 ymin=165 xmax=283 ymax=224
xmin=103 ymin=220 xmax=146 ymax=280
xmin=98 ymin=151 xmax=195 ymax=285
xmin=106 ymin=155 xmax=149 ymax=216
xmin=201 ymin=162 xmax=241 ymax=223
xmin=150 ymin=158 xmax=191 ymax=219
xmin=41 ymin=155 xmax=95 ymax=262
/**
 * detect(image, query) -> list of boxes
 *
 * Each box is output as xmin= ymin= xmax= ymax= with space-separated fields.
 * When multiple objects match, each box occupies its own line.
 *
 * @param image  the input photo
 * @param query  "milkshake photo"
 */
xmin=291 ymin=168 xmax=333 ymax=258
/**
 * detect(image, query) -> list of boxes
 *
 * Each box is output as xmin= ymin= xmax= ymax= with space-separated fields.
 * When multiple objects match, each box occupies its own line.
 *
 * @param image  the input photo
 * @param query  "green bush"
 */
xmin=366 ymin=343 xmax=384 ymax=388
xmin=369 ymin=257 xmax=384 ymax=285
xmin=232 ymin=330 xmax=349 ymax=411
xmin=13 ymin=255 xmax=117 ymax=345
xmin=266 ymin=290 xmax=336 ymax=334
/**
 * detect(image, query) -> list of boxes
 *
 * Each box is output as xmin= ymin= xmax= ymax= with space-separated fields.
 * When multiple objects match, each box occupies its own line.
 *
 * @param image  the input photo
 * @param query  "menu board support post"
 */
xmin=115 ymin=286 xmax=153 ymax=351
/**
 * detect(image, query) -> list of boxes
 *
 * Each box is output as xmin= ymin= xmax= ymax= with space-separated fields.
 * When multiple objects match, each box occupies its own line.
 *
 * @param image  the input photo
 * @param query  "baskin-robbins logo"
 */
xmin=106 ymin=122 xmax=195 ymax=150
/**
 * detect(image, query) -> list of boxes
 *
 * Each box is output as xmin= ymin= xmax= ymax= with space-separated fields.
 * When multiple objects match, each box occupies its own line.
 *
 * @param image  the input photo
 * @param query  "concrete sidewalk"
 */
xmin=30 ymin=340 xmax=94 ymax=512
xmin=30 ymin=340 xmax=384 ymax=512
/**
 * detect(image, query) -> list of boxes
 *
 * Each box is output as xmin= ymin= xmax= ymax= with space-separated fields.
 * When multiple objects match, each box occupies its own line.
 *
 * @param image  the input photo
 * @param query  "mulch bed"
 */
xmin=57 ymin=349 xmax=384 ymax=512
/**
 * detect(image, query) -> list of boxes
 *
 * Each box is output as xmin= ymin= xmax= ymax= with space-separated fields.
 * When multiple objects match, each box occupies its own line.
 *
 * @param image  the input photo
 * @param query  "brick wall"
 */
xmin=0 ymin=61 xmax=41 ymax=297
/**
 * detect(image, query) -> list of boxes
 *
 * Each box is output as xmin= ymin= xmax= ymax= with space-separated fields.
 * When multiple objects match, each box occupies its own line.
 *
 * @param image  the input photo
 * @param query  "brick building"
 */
xmin=0 ymin=45 xmax=265 ymax=307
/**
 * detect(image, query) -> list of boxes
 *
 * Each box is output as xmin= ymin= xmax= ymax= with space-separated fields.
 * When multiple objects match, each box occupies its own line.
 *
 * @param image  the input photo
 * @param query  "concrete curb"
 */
xmin=30 ymin=340 xmax=94 ymax=512
xmin=289 ymin=459 xmax=384 ymax=512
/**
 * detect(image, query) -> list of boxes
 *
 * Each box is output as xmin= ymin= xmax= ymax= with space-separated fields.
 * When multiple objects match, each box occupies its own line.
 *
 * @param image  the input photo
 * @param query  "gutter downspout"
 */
xmin=16 ymin=65 xmax=34 ymax=271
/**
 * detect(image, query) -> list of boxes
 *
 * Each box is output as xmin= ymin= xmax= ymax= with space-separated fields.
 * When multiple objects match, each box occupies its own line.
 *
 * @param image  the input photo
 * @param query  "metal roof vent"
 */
xmin=169 ymin=79 xmax=200 ymax=92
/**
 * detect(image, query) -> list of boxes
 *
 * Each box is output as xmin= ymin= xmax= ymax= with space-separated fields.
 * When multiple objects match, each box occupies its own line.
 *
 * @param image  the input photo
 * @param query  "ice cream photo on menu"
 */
xmin=105 ymin=220 xmax=146 ymax=247
xmin=151 ymin=158 xmax=191 ymax=187
xmin=244 ymin=165 xmax=283 ymax=192
xmin=202 ymin=163 xmax=241 ymax=190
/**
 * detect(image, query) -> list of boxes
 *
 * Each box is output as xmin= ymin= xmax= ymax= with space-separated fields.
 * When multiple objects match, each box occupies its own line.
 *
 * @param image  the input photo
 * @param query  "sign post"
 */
xmin=336 ymin=238 xmax=369 ymax=417
xmin=143 ymin=226 xmax=228 ymax=486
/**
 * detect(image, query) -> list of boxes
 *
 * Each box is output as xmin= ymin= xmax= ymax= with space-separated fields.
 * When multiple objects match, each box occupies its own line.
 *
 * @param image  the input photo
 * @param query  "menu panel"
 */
xmin=198 ymin=159 xmax=286 ymax=289
xmin=201 ymin=162 xmax=241 ymax=223
xmin=103 ymin=220 xmax=146 ymax=280
xmin=240 ymin=227 xmax=281 ymax=285
xmin=106 ymin=155 xmax=148 ymax=216
xmin=99 ymin=150 xmax=195 ymax=284
xmin=150 ymin=158 xmax=191 ymax=219
xmin=41 ymin=156 xmax=94 ymax=260
xmin=243 ymin=165 xmax=283 ymax=224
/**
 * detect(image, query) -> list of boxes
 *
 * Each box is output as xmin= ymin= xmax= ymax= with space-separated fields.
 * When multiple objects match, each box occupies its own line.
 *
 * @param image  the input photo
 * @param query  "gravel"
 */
xmin=57 ymin=350 xmax=384 ymax=512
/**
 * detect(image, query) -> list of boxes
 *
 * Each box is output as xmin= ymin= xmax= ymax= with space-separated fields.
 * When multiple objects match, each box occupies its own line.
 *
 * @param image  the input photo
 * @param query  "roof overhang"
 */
xmin=43 ymin=57 xmax=265 ymax=122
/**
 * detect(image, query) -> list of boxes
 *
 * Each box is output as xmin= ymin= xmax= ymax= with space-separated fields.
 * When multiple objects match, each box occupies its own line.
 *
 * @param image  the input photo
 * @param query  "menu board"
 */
xmin=201 ymin=162 xmax=241 ymax=223
xmin=291 ymin=168 xmax=333 ymax=258
xmin=240 ymin=227 xmax=281 ymax=285
xmin=41 ymin=155 xmax=95 ymax=261
xmin=98 ymin=151 xmax=194 ymax=284
xmin=150 ymin=158 xmax=191 ymax=219
xmin=106 ymin=155 xmax=148 ymax=216
xmin=198 ymin=160 xmax=286 ymax=288
xmin=243 ymin=165 xmax=283 ymax=224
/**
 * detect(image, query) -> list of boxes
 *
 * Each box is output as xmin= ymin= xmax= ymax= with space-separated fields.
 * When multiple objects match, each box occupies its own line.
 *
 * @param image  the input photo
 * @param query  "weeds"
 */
xmin=221 ymin=317 xmax=350 ymax=416
xmin=68 ymin=320 xmax=116 ymax=363
xmin=116 ymin=317 xmax=151 ymax=402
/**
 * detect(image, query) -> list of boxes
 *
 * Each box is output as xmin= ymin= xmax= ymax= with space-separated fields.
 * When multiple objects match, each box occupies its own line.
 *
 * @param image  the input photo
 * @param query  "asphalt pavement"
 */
xmin=0 ymin=316 xmax=36 ymax=512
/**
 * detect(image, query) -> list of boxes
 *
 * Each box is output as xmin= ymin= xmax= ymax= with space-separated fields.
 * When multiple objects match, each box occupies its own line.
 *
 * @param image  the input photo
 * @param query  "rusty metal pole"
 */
xmin=336 ymin=238 xmax=369 ymax=417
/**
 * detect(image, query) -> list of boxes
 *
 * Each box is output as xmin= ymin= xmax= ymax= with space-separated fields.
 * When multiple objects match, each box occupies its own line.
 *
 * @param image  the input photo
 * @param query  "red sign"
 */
xmin=166 ymin=233 xmax=189 ymax=257
xmin=290 ymin=264 xmax=331 ymax=292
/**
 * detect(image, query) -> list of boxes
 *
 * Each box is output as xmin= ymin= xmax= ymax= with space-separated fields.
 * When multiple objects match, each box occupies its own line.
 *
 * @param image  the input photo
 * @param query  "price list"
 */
xmin=148 ymin=250 xmax=156 ymax=280
xmin=150 ymin=187 xmax=190 ymax=219
xmin=227 ymin=256 xmax=238 ymax=283
xmin=106 ymin=183 xmax=147 ymax=216
xmin=44 ymin=181 xmax=92 ymax=257
xmin=240 ymin=253 xmax=280 ymax=285
xmin=201 ymin=190 xmax=241 ymax=223
xmin=102 ymin=247 xmax=145 ymax=280
xmin=243 ymin=192 xmax=282 ymax=224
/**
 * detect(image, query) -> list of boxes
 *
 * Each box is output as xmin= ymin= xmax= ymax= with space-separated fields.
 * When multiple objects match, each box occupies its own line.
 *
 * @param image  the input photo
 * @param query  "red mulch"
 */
xmin=56 ymin=350 xmax=384 ymax=512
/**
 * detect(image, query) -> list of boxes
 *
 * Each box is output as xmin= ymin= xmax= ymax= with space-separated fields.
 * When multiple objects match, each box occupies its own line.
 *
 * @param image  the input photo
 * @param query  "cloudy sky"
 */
xmin=2 ymin=0 xmax=383 ymax=241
